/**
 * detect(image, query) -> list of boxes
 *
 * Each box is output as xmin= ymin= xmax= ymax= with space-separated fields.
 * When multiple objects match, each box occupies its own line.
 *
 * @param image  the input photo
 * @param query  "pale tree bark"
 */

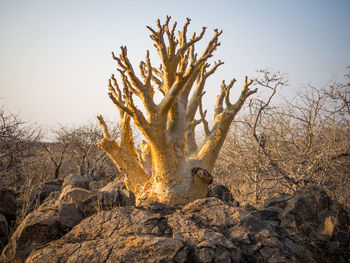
xmin=97 ymin=17 xmax=257 ymax=205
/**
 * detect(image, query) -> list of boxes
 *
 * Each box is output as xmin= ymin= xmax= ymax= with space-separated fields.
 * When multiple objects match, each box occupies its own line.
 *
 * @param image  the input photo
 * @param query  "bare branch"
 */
xmin=199 ymin=92 xmax=210 ymax=136
xmin=204 ymin=60 xmax=224 ymax=78
xmin=224 ymin=79 xmax=237 ymax=108
xmin=107 ymin=77 xmax=132 ymax=116
xmin=177 ymin=24 xmax=207 ymax=58
xmin=147 ymin=20 xmax=168 ymax=64
xmin=119 ymin=46 xmax=145 ymax=91
xmin=164 ymin=16 xmax=178 ymax=59
xmin=97 ymin=115 xmax=112 ymax=139
xmin=214 ymin=81 xmax=227 ymax=116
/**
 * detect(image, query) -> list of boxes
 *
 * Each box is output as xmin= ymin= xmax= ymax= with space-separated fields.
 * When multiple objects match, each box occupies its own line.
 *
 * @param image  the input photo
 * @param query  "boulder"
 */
xmin=243 ymin=204 xmax=258 ymax=213
xmin=263 ymin=194 xmax=292 ymax=209
xmin=119 ymin=189 xmax=136 ymax=206
xmin=112 ymin=180 xmax=127 ymax=189
xmin=1 ymin=199 xmax=83 ymax=263
xmin=100 ymin=181 xmax=135 ymax=206
xmin=26 ymin=204 xmax=182 ymax=263
xmin=38 ymin=180 xmax=62 ymax=203
xmin=88 ymin=180 xmax=107 ymax=191
xmin=251 ymin=206 xmax=282 ymax=224
xmin=26 ymin=197 xmax=315 ymax=263
xmin=58 ymin=186 xmax=92 ymax=204
xmin=79 ymin=183 xmax=135 ymax=217
xmin=62 ymin=174 xmax=89 ymax=190
xmin=169 ymin=198 xmax=315 ymax=263
xmin=264 ymin=194 xmax=292 ymax=209
xmin=192 ymin=167 xmax=213 ymax=184
xmin=207 ymin=184 xmax=239 ymax=206
xmin=141 ymin=201 xmax=179 ymax=216
xmin=100 ymin=181 xmax=126 ymax=192
xmin=261 ymin=185 xmax=350 ymax=262
xmin=16 ymin=182 xmax=63 ymax=221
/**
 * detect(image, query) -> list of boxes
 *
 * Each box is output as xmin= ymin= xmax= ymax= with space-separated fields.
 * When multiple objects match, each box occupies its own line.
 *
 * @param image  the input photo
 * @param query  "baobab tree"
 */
xmin=97 ymin=17 xmax=257 ymax=205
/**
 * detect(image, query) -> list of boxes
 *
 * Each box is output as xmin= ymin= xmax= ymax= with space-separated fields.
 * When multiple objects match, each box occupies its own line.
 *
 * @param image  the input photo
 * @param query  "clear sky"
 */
xmin=1 ymin=0 xmax=349 ymax=133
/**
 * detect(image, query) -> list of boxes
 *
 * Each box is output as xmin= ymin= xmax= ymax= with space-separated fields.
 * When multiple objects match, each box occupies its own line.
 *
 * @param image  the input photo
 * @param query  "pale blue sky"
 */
xmin=1 ymin=0 xmax=349 ymax=132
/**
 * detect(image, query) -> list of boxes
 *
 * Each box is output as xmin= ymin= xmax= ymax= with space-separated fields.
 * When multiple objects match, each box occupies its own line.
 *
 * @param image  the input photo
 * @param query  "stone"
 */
xmin=263 ymin=194 xmax=292 ymax=209
xmin=0 ymin=199 xmax=82 ymax=263
xmin=119 ymin=189 xmax=136 ymax=206
xmin=142 ymin=201 xmax=179 ymax=216
xmin=38 ymin=180 xmax=62 ymax=203
xmin=78 ymin=185 xmax=136 ymax=217
xmin=62 ymin=174 xmax=89 ymax=190
xmin=58 ymin=186 xmax=92 ymax=204
xmin=243 ymin=204 xmax=257 ymax=213
xmin=100 ymin=181 xmax=125 ymax=192
xmin=26 ymin=206 xmax=183 ymax=263
xmin=207 ymin=184 xmax=239 ymax=206
xmin=191 ymin=167 xmax=213 ymax=185
xmin=88 ymin=180 xmax=107 ymax=191
xmin=251 ymin=206 xmax=282 ymax=224
xmin=100 ymin=181 xmax=135 ymax=206
xmin=264 ymin=185 xmax=350 ymax=263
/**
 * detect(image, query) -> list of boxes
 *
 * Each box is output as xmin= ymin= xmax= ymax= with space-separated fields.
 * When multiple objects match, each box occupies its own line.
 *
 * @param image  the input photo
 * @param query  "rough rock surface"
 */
xmin=1 ymin=199 xmax=83 ymax=263
xmin=62 ymin=174 xmax=89 ymax=190
xmin=260 ymin=185 xmax=350 ymax=262
xmin=1 ymin=182 xmax=347 ymax=262
xmin=26 ymin=197 xmax=315 ymax=263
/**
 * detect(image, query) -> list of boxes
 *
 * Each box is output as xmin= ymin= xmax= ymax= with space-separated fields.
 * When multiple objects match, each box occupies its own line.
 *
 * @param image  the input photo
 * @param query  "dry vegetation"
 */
xmin=1 ymin=68 xmax=349 ymax=211
xmin=214 ymin=68 xmax=350 ymax=209
xmin=0 ymin=113 xmax=120 ymax=189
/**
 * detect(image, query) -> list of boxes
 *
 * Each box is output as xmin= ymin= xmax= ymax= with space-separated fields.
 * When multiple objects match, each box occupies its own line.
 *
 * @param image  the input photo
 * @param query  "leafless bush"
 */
xmin=214 ymin=68 xmax=350 ymax=208
xmin=50 ymin=121 xmax=120 ymax=181
xmin=0 ymin=106 xmax=42 ymax=186
xmin=0 ymin=107 xmax=121 ymax=191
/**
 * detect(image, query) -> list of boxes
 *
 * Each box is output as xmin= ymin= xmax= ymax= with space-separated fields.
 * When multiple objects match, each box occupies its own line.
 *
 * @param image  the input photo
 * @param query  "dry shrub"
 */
xmin=214 ymin=68 xmax=350 ymax=209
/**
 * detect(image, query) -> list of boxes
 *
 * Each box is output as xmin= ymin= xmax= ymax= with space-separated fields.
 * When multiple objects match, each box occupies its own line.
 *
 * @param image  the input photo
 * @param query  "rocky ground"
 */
xmin=0 ymin=175 xmax=349 ymax=262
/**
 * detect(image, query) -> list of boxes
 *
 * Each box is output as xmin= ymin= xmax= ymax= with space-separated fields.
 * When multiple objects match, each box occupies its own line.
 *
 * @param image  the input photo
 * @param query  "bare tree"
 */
xmin=0 ymin=106 xmax=42 ymax=183
xmin=42 ymin=142 xmax=68 ymax=179
xmin=97 ymin=17 xmax=257 ymax=204
xmin=55 ymin=121 xmax=119 ymax=180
